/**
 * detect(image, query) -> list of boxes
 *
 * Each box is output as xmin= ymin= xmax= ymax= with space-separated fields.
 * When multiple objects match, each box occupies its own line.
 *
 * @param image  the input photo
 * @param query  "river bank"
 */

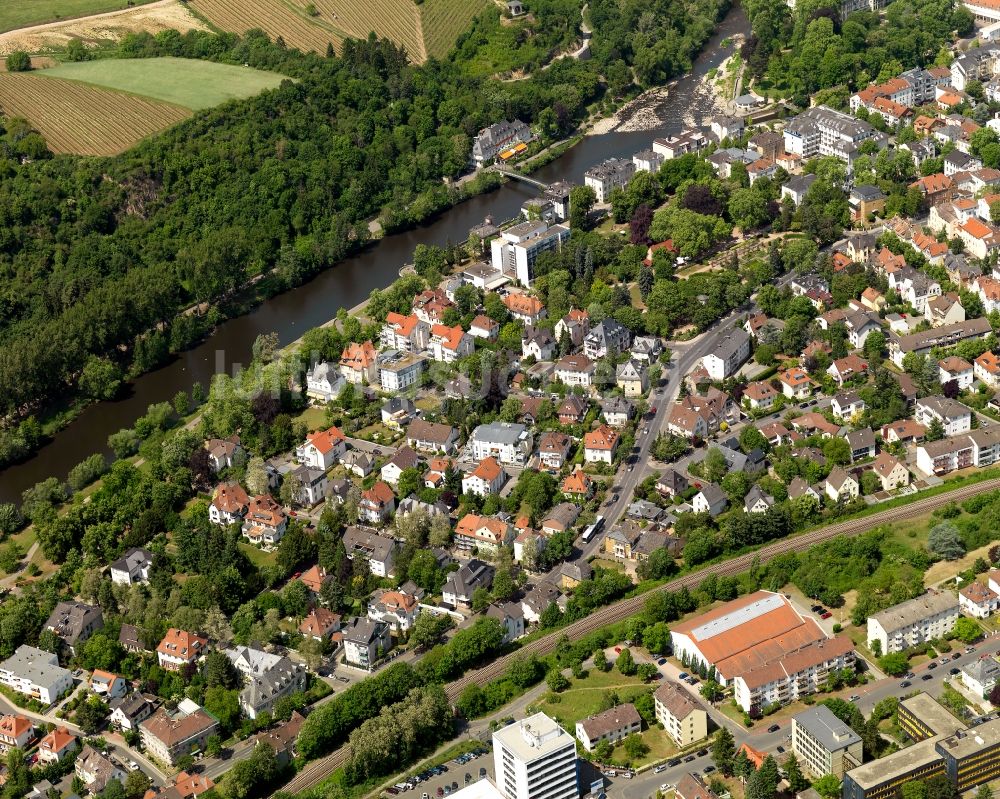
xmin=0 ymin=3 xmax=751 ymax=505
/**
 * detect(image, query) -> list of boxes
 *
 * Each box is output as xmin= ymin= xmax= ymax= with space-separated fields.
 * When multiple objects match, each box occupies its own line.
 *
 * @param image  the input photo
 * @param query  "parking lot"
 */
xmin=385 ymin=746 xmax=493 ymax=798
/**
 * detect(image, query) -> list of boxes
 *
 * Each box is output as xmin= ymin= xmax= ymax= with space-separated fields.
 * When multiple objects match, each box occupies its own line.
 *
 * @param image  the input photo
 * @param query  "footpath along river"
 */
xmin=0 ymin=4 xmax=750 ymax=504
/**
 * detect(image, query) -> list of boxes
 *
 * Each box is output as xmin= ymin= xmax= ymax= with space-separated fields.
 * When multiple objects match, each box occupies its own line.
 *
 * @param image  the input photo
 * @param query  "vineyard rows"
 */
xmin=190 ymin=0 xmax=486 ymax=63
xmin=0 ymin=73 xmax=189 ymax=155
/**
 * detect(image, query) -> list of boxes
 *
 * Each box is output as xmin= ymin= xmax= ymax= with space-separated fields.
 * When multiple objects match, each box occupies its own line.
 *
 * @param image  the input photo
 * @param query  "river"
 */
xmin=0 ymin=4 xmax=750 ymax=504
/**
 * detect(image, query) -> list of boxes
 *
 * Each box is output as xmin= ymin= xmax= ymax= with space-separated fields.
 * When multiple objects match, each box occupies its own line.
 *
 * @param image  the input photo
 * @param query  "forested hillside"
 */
xmin=0 ymin=0 xmax=729 ymax=467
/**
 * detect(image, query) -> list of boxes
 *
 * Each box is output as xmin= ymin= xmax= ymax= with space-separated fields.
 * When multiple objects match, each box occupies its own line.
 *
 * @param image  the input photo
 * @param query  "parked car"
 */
xmin=849 ymin=695 xmax=860 ymax=702
xmin=696 ymin=749 xmax=708 ymax=758
xmin=683 ymin=755 xmax=696 ymax=763
xmin=678 ymin=672 xmax=689 ymax=680
xmin=952 ymin=652 xmax=962 ymax=661
xmin=900 ymin=680 xmax=911 ymax=688
xmin=950 ymin=667 xmax=961 ymax=675
xmin=657 ymin=658 xmax=667 ymax=666
xmin=667 ymin=758 xmax=681 ymax=767
xmin=922 ymin=674 xmax=933 ymax=681
xmin=767 ymin=724 xmax=780 ymax=733
xmin=654 ymin=765 xmax=667 ymax=774
xmin=703 ymin=766 xmax=716 ymax=775
xmin=776 ymin=746 xmax=785 ymax=754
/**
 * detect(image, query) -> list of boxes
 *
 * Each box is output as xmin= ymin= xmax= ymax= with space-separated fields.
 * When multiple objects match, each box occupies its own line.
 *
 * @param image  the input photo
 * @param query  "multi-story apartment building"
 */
xmin=791 ymin=705 xmax=862 ymax=778
xmin=468 ymin=423 xmax=533 ymax=466
xmin=867 ymin=592 xmax=959 ymax=654
xmin=702 ymin=328 xmax=750 ymax=380
xmin=653 ymin=681 xmax=708 ymax=747
xmin=490 ymin=221 xmax=570 ymax=286
xmin=492 ymin=713 xmax=578 ymax=799
xmin=584 ymin=157 xmax=636 ymax=203
xmin=575 ymin=704 xmax=641 ymax=752
xmin=783 ymin=106 xmax=885 ymax=170
xmin=378 ymin=351 xmax=425 ymax=393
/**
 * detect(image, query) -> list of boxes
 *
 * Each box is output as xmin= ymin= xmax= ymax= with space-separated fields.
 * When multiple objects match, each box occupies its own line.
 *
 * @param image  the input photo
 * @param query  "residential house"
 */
xmin=0 ymin=715 xmax=33 ymax=752
xmin=781 ymin=173 xmax=817 ymax=206
xmin=225 ymin=646 xmax=306 ymax=720
xmin=368 ymin=584 xmax=424 ymax=633
xmin=470 ymin=119 xmax=532 ymax=167
xmin=378 ymin=351 xmax=425 ymax=392
xmin=575 ymin=704 xmax=642 ymax=752
xmin=825 ymin=467 xmax=859 ymax=502
xmin=557 ymin=394 xmax=589 ymax=425
xmin=118 ymin=624 xmax=147 ymax=654
xmin=977 ymin=351 xmax=1000 ymax=387
xmin=462 ymin=457 xmax=507 ymax=496
xmin=703 ymin=328 xmax=751 ymax=380
xmin=616 ymin=360 xmax=648 ymax=397
xmin=342 ymin=450 xmax=375 ymax=478
xmin=339 ymin=341 xmax=379 ymax=384
xmin=44 ymin=601 xmax=103 ymax=655
xmin=296 ymin=426 xmax=346 ymax=470
xmin=469 ymin=422 xmax=534 ymax=466
xmin=561 ymin=468 xmax=593 ymax=499
xmin=832 ymin=392 xmax=866 ymax=422
xmin=959 ymin=580 xmax=999 ymax=619
xmin=406 ymin=420 xmax=460 ymax=454
xmin=657 ymin=469 xmax=689 ymax=498
xmin=584 ymin=424 xmax=620 ymax=464
xmin=299 ymin=608 xmax=341 ymax=641
xmin=109 ymin=693 xmax=156 ymax=732
xmin=381 ymin=397 xmax=416 ymax=431
xmin=204 ymin=435 xmax=243 ymax=473
xmin=939 ymin=356 xmax=974 ymax=390
xmin=37 ymin=727 xmax=77 ymax=765
xmin=846 ymin=428 xmax=876 ymax=462
xmin=89 ymin=670 xmax=128 ymax=700
xmin=788 ymin=477 xmax=821 ymax=503
xmin=429 ymin=324 xmax=474 ymax=362
xmin=915 ymin=395 xmax=972 ymax=435
xmin=522 ymin=326 xmax=555 ymax=361
xmin=304 ymin=362 xmax=345 ymax=403
xmin=502 ymin=293 xmax=547 ymax=324
xmin=381 ymin=446 xmax=421 ymax=486
xmin=538 ymin=432 xmax=574 ymax=470
xmin=381 ymin=312 xmax=430 ymax=353
xmin=359 ymin=482 xmax=396 ymax=526
xmin=412 ymin=288 xmax=455 ymax=325
xmin=584 ymin=319 xmax=632 ymax=359
xmin=692 ymin=483 xmax=728 ymax=517
xmin=654 ymin=681 xmax=709 ymax=747
xmin=743 ymin=381 xmax=778 ymax=411
xmin=601 ymin=396 xmax=634 ymax=427
xmin=926 ymin=293 xmax=966 ymax=328
xmin=872 ymin=452 xmax=910 ymax=491
xmin=242 ymin=494 xmax=288 ymax=546
xmin=442 ymin=560 xmax=495 ymax=608
xmin=555 ymin=308 xmax=590 ymax=347
xmin=454 ymin=514 xmax=513 ymax=554
xmin=343 ymin=526 xmax=397 ymax=577
xmin=209 ymin=481 xmax=249 ymax=526
xmin=343 ymin=618 xmax=391 ymax=670
xmin=667 ymin=389 xmax=736 ymax=439
xmin=584 ymin=157 xmax=637 ymax=203
xmin=631 ymin=335 xmax=663 ymax=362
xmin=76 ymin=745 xmax=125 ymax=794
xmin=554 ymin=354 xmax=595 ymax=387
xmin=486 ymin=603 xmax=526 ymax=643
xmin=882 ymin=419 xmax=927 ymax=444
xmin=744 ymin=485 xmax=775 ymax=514
xmin=109 ymin=547 xmax=153 ymax=586
xmin=827 ymin=355 xmax=868 ymax=385
xmin=963 ymin=658 xmax=1000 ymax=698
xmin=469 ymin=315 xmax=500 ymax=341
xmin=860 ymin=287 xmax=886 ymax=312
xmin=541 ymin=503 xmax=581 ymax=535
xmin=157 ymin=629 xmax=208 ymax=672
xmin=140 ymin=701 xmax=220 ymax=766
xmin=779 ymin=367 xmax=812 ymax=400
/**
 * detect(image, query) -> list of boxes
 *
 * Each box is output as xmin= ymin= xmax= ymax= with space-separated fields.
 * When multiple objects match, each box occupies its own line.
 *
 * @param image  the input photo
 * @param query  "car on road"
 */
xmin=776 ymin=746 xmax=785 ymax=754
xmin=683 ymin=755 xmax=696 ymax=763
xmin=657 ymin=657 xmax=667 ymax=665
xmin=767 ymin=724 xmax=780 ymax=733
xmin=967 ymin=647 xmax=976 ymax=654
xmin=952 ymin=652 xmax=961 ymax=661
xmin=922 ymin=674 xmax=933 ymax=681
xmin=703 ymin=766 xmax=716 ymax=775
xmin=849 ymin=695 xmax=860 ymax=702
xmin=667 ymin=758 xmax=681 ymax=767
xmin=900 ymin=680 xmax=911 ymax=688
xmin=950 ymin=667 xmax=961 ymax=675
xmin=654 ymin=765 xmax=667 ymax=774
xmin=660 ymin=785 xmax=674 ymax=793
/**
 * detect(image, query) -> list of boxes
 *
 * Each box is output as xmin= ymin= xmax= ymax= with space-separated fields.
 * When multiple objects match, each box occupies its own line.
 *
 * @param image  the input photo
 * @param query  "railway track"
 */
xmin=278 ymin=476 xmax=1000 ymax=796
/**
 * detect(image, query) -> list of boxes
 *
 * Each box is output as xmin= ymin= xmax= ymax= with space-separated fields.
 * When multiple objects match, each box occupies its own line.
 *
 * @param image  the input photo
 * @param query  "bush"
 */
xmin=67 ymin=454 xmax=108 ymax=492
xmin=6 ymin=51 xmax=30 ymax=71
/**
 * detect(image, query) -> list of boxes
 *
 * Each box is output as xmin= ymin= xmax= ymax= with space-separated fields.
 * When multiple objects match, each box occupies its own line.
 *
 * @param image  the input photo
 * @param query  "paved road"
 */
xmin=0 ymin=688 xmax=166 ymax=786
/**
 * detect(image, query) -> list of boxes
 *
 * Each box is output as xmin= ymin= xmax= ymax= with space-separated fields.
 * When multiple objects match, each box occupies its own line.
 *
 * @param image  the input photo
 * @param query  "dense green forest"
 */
xmin=0 ymin=0 xmax=728 ymax=469
xmin=741 ymin=0 xmax=971 ymax=103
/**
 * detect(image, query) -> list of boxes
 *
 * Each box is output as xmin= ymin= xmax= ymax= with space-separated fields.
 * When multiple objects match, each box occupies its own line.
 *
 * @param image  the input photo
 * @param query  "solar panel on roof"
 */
xmin=690 ymin=593 xmax=785 ymax=640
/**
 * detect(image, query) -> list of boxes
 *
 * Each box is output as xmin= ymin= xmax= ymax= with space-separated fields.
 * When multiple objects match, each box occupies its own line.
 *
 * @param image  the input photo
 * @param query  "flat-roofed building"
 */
xmin=842 ymin=739 xmax=946 ymax=799
xmin=936 ymin=717 xmax=1000 ymax=792
xmin=492 ymin=713 xmax=578 ymax=799
xmin=867 ymin=592 xmax=959 ymax=654
xmin=791 ymin=705 xmax=862 ymax=778
xmin=898 ymin=692 xmax=966 ymax=742
xmin=574 ymin=703 xmax=641 ymax=752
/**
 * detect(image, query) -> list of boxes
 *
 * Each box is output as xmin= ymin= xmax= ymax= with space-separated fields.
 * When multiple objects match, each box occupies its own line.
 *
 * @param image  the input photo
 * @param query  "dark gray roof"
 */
xmin=792 ymin=705 xmax=861 ymax=751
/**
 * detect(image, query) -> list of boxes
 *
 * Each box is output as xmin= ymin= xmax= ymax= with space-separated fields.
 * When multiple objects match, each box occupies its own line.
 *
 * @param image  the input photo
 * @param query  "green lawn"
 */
xmin=40 ymin=57 xmax=286 ymax=111
xmin=0 ymin=0 xmax=157 ymax=32
xmin=533 ymin=669 xmax=654 ymax=728
xmin=239 ymin=542 xmax=277 ymax=568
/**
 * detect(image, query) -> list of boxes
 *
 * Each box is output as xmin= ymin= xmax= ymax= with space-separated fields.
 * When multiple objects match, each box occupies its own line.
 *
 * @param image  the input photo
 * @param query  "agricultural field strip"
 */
xmin=0 ymin=72 xmax=188 ymax=155
xmin=189 ymin=0 xmax=338 ymax=53
xmin=0 ymin=0 xmax=158 ymax=34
